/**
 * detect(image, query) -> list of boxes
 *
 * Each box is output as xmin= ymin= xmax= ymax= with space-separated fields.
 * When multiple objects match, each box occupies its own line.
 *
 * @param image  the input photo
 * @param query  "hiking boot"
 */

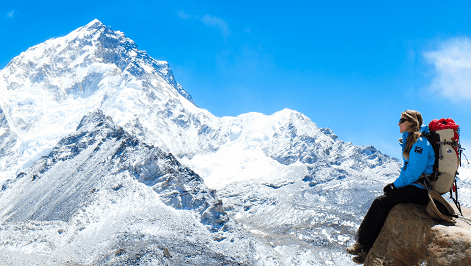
xmin=346 ymin=242 xmax=364 ymax=255
xmin=352 ymin=250 xmax=368 ymax=264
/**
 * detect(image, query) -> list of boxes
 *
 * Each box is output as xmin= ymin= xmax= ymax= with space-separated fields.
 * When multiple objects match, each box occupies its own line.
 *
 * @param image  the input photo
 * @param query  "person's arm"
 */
xmin=393 ymin=140 xmax=428 ymax=188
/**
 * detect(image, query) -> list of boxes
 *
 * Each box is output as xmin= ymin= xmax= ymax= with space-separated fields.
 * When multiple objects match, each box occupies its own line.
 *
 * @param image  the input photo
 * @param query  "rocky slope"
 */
xmin=1 ymin=19 xmax=470 ymax=265
xmin=364 ymin=203 xmax=471 ymax=266
xmin=0 ymin=19 xmax=400 ymax=184
xmin=0 ymin=110 xmax=257 ymax=265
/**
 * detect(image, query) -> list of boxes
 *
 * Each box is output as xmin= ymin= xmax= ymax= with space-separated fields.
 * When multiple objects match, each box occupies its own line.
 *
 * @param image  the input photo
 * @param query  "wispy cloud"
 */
xmin=424 ymin=37 xmax=471 ymax=101
xmin=177 ymin=11 xmax=230 ymax=38
xmin=177 ymin=10 xmax=191 ymax=20
xmin=6 ymin=10 xmax=14 ymax=18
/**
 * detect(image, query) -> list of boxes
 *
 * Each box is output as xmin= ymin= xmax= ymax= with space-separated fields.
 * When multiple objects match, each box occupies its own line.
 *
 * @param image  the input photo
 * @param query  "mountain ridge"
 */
xmin=0 ymin=109 xmax=249 ymax=265
xmin=0 ymin=18 xmax=202 ymax=179
xmin=1 ymin=109 xmax=225 ymax=226
xmin=1 ymin=19 xmax=469 ymax=265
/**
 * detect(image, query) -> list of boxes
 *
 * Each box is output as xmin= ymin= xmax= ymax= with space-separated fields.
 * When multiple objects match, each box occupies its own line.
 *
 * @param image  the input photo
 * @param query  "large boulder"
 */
xmin=365 ymin=203 xmax=471 ymax=265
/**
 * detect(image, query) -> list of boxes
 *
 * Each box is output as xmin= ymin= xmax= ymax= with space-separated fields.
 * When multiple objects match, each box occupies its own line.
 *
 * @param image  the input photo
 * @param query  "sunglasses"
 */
xmin=399 ymin=118 xmax=410 ymax=124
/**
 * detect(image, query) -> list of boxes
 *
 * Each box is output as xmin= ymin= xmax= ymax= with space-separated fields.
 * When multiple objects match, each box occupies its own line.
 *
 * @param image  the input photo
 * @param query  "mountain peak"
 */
xmin=85 ymin=19 xmax=105 ymax=30
xmin=1 ymin=19 xmax=470 ymax=266
xmin=76 ymin=109 xmax=115 ymax=132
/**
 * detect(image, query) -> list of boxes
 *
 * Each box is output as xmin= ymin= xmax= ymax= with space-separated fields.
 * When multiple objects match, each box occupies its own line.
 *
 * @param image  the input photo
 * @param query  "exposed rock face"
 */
xmin=365 ymin=203 xmax=471 ymax=266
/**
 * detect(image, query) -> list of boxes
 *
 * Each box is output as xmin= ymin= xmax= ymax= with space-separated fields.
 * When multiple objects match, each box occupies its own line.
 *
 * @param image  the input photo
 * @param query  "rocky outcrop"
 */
xmin=365 ymin=203 xmax=471 ymax=266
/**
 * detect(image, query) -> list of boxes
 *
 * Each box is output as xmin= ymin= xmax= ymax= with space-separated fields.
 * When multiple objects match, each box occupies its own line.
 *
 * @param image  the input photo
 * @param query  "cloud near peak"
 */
xmin=424 ymin=37 xmax=471 ymax=101
xmin=177 ymin=11 xmax=230 ymax=38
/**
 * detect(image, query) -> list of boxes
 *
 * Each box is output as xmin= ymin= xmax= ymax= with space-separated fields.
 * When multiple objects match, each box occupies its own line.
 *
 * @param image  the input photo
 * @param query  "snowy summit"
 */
xmin=0 ymin=20 xmax=469 ymax=265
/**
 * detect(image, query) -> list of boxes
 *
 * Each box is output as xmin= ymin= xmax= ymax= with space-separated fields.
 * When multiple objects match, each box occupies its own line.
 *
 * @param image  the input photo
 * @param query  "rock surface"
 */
xmin=365 ymin=203 xmax=471 ymax=266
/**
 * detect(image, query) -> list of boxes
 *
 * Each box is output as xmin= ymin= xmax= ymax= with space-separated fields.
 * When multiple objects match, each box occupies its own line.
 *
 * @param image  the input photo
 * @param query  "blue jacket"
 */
xmin=393 ymin=130 xmax=435 ymax=189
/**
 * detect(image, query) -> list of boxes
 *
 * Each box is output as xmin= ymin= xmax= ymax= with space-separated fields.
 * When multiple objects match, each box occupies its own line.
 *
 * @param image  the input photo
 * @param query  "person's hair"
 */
xmin=402 ymin=110 xmax=423 ymax=160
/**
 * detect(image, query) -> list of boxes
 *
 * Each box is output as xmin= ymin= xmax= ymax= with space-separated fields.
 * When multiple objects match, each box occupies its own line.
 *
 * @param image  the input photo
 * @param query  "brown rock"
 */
xmin=364 ymin=203 xmax=471 ymax=266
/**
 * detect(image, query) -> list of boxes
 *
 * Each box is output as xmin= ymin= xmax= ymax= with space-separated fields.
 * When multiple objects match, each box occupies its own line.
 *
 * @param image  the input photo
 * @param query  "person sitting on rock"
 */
xmin=346 ymin=110 xmax=435 ymax=264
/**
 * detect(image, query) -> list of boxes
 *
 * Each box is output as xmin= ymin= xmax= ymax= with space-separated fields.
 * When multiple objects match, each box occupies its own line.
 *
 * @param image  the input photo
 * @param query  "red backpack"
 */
xmin=423 ymin=118 xmax=464 ymax=215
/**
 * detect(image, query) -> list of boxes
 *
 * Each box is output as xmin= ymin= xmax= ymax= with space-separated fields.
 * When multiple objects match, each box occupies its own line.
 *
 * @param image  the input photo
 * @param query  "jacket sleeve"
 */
xmin=393 ymin=139 xmax=429 ymax=188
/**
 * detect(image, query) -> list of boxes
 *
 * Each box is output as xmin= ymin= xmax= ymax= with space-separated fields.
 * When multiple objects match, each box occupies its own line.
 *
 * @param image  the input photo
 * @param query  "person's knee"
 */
xmin=373 ymin=195 xmax=386 ymax=205
xmin=372 ymin=194 xmax=396 ymax=209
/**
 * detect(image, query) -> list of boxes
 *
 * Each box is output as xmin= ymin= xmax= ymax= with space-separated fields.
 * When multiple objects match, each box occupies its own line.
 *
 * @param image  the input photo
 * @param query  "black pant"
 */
xmin=356 ymin=185 xmax=429 ymax=252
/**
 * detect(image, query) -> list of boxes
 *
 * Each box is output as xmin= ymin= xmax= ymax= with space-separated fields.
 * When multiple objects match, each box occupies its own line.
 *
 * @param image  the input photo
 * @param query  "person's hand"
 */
xmin=383 ymin=183 xmax=396 ymax=194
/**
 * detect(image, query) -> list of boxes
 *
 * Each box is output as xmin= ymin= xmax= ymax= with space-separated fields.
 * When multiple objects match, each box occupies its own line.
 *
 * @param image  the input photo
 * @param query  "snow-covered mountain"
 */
xmin=0 ymin=110 xmax=243 ymax=265
xmin=1 ymin=19 xmax=469 ymax=265
xmin=0 ymin=19 xmax=204 ymax=182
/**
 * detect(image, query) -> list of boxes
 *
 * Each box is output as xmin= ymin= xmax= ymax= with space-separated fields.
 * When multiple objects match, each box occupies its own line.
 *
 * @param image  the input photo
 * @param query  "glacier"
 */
xmin=0 ymin=19 xmax=470 ymax=265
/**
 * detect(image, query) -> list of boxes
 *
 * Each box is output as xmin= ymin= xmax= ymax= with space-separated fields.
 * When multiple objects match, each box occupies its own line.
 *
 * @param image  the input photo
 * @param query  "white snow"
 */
xmin=459 ymin=163 xmax=471 ymax=183
xmin=181 ymin=142 xmax=305 ymax=190
xmin=0 ymin=19 xmax=468 ymax=266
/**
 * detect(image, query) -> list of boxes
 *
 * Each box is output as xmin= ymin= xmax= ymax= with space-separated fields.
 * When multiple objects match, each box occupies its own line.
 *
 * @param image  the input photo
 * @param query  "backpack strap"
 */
xmin=449 ymin=177 xmax=463 ymax=216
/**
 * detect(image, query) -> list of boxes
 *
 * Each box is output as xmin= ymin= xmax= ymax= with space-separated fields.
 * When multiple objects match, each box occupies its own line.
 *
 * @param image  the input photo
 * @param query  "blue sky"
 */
xmin=1 ymin=0 xmax=471 ymax=159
